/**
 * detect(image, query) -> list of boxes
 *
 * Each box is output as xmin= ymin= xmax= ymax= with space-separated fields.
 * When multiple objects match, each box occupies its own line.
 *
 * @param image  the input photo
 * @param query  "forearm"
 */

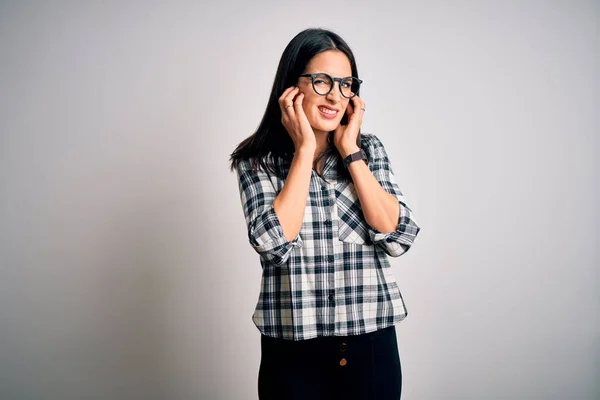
xmin=341 ymin=146 xmax=399 ymax=233
xmin=273 ymin=148 xmax=314 ymax=241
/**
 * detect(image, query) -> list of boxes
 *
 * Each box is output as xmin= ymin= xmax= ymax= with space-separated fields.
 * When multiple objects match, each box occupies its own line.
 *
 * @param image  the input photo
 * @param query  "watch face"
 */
xmin=344 ymin=149 xmax=367 ymax=168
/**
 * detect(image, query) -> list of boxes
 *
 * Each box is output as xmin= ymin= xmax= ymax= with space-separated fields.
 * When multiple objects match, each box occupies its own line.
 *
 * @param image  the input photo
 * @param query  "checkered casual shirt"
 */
xmin=235 ymin=133 xmax=420 ymax=341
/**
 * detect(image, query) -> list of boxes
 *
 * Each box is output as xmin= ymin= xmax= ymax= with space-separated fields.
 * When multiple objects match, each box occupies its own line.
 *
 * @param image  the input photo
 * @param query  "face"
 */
xmin=297 ymin=50 xmax=353 ymax=135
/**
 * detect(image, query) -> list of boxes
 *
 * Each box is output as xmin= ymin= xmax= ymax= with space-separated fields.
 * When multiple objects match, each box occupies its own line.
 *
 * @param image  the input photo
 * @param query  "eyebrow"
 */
xmin=307 ymin=72 xmax=354 ymax=77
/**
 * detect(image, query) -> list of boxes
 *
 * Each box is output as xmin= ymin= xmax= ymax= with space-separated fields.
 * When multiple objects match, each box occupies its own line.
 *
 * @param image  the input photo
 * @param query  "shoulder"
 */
xmin=360 ymin=133 xmax=388 ymax=157
xmin=234 ymin=156 xmax=288 ymax=189
xmin=233 ymin=156 xmax=273 ymax=173
xmin=234 ymin=158 xmax=252 ymax=172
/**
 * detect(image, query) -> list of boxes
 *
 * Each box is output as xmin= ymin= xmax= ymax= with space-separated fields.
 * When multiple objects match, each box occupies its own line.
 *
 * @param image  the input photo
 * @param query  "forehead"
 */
xmin=305 ymin=50 xmax=352 ymax=77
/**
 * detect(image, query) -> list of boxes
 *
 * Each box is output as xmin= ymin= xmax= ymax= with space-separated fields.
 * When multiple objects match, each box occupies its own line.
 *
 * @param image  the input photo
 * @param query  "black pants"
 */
xmin=258 ymin=325 xmax=402 ymax=400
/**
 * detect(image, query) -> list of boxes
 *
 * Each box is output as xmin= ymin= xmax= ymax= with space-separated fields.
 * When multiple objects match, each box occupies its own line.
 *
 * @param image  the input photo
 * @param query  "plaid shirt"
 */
xmin=235 ymin=133 xmax=420 ymax=341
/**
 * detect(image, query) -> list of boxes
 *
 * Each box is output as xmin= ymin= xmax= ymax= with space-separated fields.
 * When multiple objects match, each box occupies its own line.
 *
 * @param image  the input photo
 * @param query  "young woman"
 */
xmin=229 ymin=28 xmax=421 ymax=400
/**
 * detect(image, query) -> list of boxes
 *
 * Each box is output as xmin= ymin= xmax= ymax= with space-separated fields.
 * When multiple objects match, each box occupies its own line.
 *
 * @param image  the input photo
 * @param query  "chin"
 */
xmin=311 ymin=119 xmax=340 ymax=134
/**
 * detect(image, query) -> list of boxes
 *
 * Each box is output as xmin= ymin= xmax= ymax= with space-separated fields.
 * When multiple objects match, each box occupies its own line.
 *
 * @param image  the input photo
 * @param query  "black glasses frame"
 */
xmin=299 ymin=73 xmax=363 ymax=99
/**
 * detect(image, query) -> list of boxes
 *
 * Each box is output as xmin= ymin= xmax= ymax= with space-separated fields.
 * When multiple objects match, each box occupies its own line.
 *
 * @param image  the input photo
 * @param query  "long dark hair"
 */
xmin=228 ymin=28 xmax=364 ymax=182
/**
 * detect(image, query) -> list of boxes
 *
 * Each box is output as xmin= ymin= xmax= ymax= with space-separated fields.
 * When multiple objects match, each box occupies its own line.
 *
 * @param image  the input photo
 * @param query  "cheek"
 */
xmin=301 ymin=95 xmax=317 ymax=115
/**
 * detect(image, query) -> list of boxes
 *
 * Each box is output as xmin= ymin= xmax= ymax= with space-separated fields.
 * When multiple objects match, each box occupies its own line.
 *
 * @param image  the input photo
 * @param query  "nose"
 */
xmin=326 ymin=82 xmax=342 ymax=103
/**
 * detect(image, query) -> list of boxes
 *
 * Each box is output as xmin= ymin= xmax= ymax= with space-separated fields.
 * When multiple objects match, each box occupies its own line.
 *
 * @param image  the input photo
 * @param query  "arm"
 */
xmin=235 ymin=149 xmax=313 ymax=266
xmin=235 ymin=85 xmax=319 ymax=265
xmin=340 ymin=134 xmax=420 ymax=257
xmin=273 ymin=148 xmax=314 ymax=242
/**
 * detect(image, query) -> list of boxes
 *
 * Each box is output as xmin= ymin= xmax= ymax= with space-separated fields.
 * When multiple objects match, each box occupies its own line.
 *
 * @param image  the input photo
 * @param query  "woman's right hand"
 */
xmin=279 ymin=86 xmax=316 ymax=152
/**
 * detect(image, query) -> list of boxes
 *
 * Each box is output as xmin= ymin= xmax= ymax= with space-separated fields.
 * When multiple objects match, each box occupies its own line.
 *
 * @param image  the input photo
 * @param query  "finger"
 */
xmin=356 ymin=95 xmax=366 ymax=113
xmin=347 ymin=97 xmax=364 ymax=126
xmin=346 ymin=100 xmax=355 ymax=122
xmin=280 ymin=87 xmax=299 ymax=118
xmin=284 ymin=88 xmax=300 ymax=117
xmin=351 ymin=96 xmax=365 ymax=119
xmin=293 ymin=92 xmax=309 ymax=121
xmin=360 ymin=100 xmax=366 ymax=113
xmin=334 ymin=120 xmax=345 ymax=135
xmin=347 ymin=99 xmax=354 ymax=114
xmin=278 ymin=86 xmax=296 ymax=105
xmin=351 ymin=95 xmax=362 ymax=110
xmin=279 ymin=87 xmax=298 ymax=109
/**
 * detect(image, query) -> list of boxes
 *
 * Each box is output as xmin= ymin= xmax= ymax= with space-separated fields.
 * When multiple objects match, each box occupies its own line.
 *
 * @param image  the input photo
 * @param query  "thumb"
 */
xmin=294 ymin=93 xmax=306 ymax=115
xmin=333 ymin=122 xmax=345 ymax=142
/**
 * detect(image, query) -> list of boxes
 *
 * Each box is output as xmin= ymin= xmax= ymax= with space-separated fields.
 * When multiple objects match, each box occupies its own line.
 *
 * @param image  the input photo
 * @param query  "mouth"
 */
xmin=317 ymin=105 xmax=339 ymax=119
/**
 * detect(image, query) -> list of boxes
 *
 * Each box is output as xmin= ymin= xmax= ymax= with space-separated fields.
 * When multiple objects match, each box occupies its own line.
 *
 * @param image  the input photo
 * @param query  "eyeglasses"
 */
xmin=299 ymin=73 xmax=362 ymax=99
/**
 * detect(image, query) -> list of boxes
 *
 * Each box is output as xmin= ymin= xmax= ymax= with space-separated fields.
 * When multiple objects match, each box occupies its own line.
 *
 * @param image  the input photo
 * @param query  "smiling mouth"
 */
xmin=318 ymin=106 xmax=338 ymax=115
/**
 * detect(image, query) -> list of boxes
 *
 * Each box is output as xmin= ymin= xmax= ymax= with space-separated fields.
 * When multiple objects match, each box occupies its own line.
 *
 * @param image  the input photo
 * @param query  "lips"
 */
xmin=318 ymin=106 xmax=338 ymax=119
xmin=318 ymin=105 xmax=339 ymax=112
xmin=317 ymin=106 xmax=339 ymax=119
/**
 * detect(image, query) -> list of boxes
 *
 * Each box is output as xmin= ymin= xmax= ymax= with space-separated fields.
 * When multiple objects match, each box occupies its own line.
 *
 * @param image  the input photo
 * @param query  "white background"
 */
xmin=1 ymin=1 xmax=598 ymax=399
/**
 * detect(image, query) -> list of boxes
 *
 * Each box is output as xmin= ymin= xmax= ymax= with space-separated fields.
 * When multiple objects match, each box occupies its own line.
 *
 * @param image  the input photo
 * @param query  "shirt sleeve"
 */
xmin=365 ymin=134 xmax=421 ymax=257
xmin=235 ymin=158 xmax=303 ymax=266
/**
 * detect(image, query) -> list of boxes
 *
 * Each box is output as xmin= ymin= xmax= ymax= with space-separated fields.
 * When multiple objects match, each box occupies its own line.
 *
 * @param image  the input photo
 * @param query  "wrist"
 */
xmin=295 ymin=146 xmax=316 ymax=159
xmin=338 ymin=145 xmax=361 ymax=158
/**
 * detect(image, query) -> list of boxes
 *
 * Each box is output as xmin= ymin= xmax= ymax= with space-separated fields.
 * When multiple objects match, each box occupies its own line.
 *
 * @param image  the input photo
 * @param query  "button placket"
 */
xmin=320 ymin=182 xmax=338 ymax=333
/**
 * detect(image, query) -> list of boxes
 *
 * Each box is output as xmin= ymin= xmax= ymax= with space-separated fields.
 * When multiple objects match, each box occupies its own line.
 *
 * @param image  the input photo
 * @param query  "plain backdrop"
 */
xmin=0 ymin=1 xmax=598 ymax=399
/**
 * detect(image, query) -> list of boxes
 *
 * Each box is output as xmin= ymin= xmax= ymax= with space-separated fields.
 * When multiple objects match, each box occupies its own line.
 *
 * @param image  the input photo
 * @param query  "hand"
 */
xmin=279 ymin=86 xmax=316 ymax=153
xmin=333 ymin=94 xmax=366 ymax=157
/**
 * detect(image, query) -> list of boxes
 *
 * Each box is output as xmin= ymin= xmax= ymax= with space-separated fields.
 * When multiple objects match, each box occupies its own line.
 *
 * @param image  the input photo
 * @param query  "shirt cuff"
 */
xmin=368 ymin=201 xmax=419 ymax=257
xmin=249 ymin=206 xmax=303 ymax=265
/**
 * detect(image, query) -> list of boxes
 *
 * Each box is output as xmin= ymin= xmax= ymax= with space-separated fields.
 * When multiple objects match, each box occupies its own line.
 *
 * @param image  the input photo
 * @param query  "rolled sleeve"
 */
xmin=365 ymin=134 xmax=421 ymax=257
xmin=369 ymin=200 xmax=420 ymax=257
xmin=235 ymin=159 xmax=302 ymax=266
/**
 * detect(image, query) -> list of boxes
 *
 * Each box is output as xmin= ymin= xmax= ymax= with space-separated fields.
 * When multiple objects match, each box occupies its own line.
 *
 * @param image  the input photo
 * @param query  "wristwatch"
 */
xmin=342 ymin=148 xmax=368 ymax=169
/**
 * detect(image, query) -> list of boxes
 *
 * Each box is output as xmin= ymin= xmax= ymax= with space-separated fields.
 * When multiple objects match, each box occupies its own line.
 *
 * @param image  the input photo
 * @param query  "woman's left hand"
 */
xmin=333 ymin=94 xmax=366 ymax=156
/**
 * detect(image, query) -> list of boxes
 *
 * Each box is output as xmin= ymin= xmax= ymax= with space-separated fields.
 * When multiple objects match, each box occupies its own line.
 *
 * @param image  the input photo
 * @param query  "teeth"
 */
xmin=319 ymin=107 xmax=337 ymax=115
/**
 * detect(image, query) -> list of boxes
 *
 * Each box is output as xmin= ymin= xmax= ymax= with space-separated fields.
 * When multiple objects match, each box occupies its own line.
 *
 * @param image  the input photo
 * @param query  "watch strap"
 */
xmin=343 ymin=148 xmax=368 ymax=168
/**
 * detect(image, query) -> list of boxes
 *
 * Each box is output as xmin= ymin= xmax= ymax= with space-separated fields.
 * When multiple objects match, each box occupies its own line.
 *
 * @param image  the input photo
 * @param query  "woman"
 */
xmin=229 ymin=28 xmax=420 ymax=400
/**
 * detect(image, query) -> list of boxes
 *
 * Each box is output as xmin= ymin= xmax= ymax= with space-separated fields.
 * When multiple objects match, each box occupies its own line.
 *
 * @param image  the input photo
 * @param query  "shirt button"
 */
xmin=328 ymin=293 xmax=335 ymax=301
xmin=327 ymin=255 xmax=334 ymax=263
xmin=339 ymin=358 xmax=347 ymax=366
xmin=324 ymin=220 xmax=331 ymax=226
xmin=340 ymin=342 xmax=347 ymax=352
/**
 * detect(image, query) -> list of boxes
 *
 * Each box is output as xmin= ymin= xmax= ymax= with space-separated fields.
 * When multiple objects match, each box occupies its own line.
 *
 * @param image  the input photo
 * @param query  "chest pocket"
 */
xmin=334 ymin=181 xmax=371 ymax=245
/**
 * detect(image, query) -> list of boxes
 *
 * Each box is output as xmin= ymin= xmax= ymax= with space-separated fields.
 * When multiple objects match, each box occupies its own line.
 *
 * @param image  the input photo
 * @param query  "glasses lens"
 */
xmin=341 ymin=77 xmax=360 ymax=98
xmin=312 ymin=73 xmax=333 ymax=95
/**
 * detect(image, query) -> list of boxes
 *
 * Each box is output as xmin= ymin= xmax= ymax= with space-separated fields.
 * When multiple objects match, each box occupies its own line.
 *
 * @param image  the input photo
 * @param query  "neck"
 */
xmin=313 ymin=130 xmax=332 ymax=160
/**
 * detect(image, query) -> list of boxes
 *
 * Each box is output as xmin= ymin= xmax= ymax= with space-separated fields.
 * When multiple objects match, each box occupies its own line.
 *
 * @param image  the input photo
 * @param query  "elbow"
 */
xmin=265 ymin=253 xmax=290 ymax=267
xmin=385 ymin=242 xmax=410 ymax=258
xmin=251 ymin=242 xmax=298 ymax=266
xmin=366 ymin=214 xmax=398 ymax=235
xmin=247 ymin=227 xmax=302 ymax=266
xmin=382 ymin=226 xmax=420 ymax=257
